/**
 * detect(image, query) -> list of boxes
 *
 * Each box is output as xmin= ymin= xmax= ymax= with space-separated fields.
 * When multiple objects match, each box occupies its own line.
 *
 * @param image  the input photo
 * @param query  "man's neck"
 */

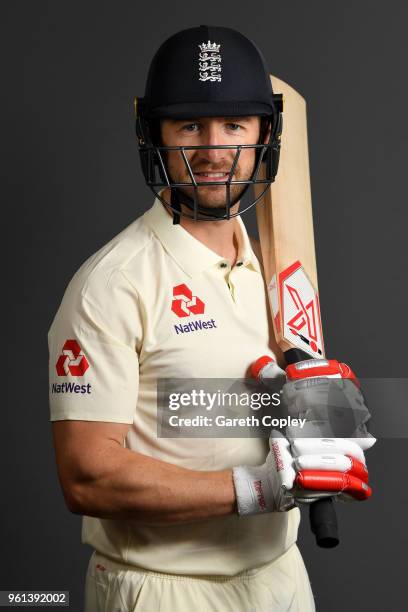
xmin=161 ymin=189 xmax=240 ymax=267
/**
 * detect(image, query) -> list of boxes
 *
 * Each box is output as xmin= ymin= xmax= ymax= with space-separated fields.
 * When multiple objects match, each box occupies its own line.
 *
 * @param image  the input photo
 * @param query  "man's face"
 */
xmin=160 ymin=116 xmax=262 ymax=209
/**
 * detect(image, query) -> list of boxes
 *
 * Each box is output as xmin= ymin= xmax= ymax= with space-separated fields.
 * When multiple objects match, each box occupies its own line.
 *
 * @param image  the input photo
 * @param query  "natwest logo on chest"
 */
xmin=171 ymin=283 xmax=217 ymax=335
xmin=171 ymin=283 xmax=205 ymax=318
xmin=174 ymin=318 xmax=217 ymax=335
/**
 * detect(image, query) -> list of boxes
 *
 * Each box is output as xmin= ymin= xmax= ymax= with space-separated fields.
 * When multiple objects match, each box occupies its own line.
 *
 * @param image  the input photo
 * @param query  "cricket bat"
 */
xmin=254 ymin=75 xmax=339 ymax=548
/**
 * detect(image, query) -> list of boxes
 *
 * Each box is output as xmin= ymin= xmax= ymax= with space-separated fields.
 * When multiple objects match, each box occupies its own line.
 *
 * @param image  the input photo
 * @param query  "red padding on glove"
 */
xmin=251 ymin=355 xmax=274 ymax=380
xmin=346 ymin=456 xmax=369 ymax=484
xmin=296 ymin=470 xmax=372 ymax=501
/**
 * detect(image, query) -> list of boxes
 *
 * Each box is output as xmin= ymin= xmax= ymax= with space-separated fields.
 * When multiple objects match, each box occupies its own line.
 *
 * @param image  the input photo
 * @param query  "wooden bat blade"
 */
xmin=255 ymin=75 xmax=324 ymax=360
xmin=255 ymin=76 xmax=339 ymax=550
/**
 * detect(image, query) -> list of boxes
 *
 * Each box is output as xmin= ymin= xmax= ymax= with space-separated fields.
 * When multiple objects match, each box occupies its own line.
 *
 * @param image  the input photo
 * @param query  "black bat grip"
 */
xmin=309 ymin=497 xmax=339 ymax=548
xmin=284 ymin=349 xmax=339 ymax=548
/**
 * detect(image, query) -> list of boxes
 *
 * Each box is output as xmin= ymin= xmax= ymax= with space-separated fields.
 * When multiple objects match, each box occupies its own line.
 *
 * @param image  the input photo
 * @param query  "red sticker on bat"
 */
xmin=279 ymin=261 xmax=324 ymax=358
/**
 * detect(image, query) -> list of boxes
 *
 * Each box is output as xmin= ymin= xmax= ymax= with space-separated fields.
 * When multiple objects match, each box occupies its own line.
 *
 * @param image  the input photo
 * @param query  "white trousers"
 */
xmin=84 ymin=544 xmax=315 ymax=612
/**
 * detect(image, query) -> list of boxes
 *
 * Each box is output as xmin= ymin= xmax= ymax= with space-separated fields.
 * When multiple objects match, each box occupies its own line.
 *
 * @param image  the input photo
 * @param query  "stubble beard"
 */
xmin=180 ymin=182 xmax=247 ymax=209
xmin=168 ymin=162 xmax=255 ymax=210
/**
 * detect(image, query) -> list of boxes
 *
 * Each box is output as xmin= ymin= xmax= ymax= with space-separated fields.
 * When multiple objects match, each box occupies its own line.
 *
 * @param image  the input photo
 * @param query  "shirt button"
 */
xmin=220 ymin=262 xmax=228 ymax=268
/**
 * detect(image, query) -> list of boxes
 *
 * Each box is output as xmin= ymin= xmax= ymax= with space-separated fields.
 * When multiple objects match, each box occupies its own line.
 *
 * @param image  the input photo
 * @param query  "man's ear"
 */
xmin=264 ymin=124 xmax=272 ymax=144
xmin=259 ymin=117 xmax=271 ymax=144
xmin=150 ymin=119 xmax=163 ymax=146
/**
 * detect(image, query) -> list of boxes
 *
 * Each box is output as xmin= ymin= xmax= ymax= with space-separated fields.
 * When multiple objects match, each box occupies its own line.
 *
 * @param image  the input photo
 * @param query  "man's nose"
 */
xmin=196 ymin=127 xmax=231 ymax=164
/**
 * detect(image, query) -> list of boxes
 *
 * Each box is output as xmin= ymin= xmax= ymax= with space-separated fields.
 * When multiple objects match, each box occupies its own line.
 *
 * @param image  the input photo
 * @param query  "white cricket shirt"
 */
xmin=48 ymin=197 xmax=300 ymax=576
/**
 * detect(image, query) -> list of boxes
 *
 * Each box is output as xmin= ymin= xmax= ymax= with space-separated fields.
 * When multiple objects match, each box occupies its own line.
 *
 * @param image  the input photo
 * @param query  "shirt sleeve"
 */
xmin=48 ymin=266 xmax=142 ymax=423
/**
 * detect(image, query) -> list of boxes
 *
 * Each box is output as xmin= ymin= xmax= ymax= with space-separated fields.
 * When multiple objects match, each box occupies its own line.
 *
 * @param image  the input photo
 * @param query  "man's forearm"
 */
xmin=70 ymin=445 xmax=237 ymax=524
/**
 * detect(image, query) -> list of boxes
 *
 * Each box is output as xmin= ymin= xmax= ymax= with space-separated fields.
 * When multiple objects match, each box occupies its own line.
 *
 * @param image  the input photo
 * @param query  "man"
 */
xmin=48 ymin=26 xmax=374 ymax=611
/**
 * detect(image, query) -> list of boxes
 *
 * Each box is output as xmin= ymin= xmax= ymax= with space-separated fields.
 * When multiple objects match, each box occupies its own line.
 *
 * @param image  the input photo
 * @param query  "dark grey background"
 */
xmin=4 ymin=0 xmax=407 ymax=610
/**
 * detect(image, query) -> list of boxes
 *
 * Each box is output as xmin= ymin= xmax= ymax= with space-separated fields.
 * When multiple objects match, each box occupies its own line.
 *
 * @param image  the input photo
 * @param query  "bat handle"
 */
xmin=284 ymin=349 xmax=340 ymax=549
xmin=309 ymin=497 xmax=339 ymax=548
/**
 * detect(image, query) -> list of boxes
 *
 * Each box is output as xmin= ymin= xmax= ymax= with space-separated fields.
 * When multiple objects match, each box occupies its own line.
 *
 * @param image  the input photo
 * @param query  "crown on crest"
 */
xmin=198 ymin=40 xmax=221 ymax=53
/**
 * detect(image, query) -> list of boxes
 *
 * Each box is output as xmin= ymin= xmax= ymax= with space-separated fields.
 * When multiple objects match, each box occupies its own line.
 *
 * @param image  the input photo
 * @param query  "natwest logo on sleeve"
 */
xmin=56 ymin=339 xmax=89 ymax=376
xmin=171 ymin=284 xmax=205 ymax=318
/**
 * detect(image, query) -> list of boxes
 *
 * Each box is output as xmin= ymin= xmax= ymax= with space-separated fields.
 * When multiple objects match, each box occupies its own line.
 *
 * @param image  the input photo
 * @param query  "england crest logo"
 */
xmin=198 ymin=41 xmax=222 ymax=82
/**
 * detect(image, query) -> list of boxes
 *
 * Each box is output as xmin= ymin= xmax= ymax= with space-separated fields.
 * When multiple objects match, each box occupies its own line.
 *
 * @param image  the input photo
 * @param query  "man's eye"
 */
xmin=226 ymin=123 xmax=242 ymax=131
xmin=182 ymin=123 xmax=199 ymax=132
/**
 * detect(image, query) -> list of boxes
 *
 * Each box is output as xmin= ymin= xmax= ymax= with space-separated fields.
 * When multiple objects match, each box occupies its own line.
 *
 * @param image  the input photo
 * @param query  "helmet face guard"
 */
xmin=135 ymin=25 xmax=284 ymax=221
xmin=135 ymin=96 xmax=283 ymax=222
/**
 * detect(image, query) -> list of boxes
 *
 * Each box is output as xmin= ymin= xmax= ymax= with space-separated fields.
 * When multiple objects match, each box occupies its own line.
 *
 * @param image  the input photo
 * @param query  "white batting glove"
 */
xmin=233 ymin=357 xmax=376 ymax=516
xmin=233 ymin=433 xmax=375 ymax=516
xmin=233 ymin=430 xmax=298 ymax=515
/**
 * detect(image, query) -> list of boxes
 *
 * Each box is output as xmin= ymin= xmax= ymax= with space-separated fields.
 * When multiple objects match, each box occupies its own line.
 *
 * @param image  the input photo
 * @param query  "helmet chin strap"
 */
xmin=169 ymin=182 xmax=253 ymax=225
xmin=170 ymin=188 xmax=182 ymax=225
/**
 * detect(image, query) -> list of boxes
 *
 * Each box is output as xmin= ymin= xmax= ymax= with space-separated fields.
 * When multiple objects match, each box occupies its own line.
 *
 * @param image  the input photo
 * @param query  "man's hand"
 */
xmin=233 ymin=431 xmax=296 ymax=515
xmin=279 ymin=435 xmax=375 ymax=504
xmin=233 ymin=432 xmax=374 ymax=516
xmin=233 ymin=358 xmax=376 ymax=516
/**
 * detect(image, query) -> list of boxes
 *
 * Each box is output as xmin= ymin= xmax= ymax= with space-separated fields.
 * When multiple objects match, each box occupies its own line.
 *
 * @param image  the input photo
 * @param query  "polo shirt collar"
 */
xmin=142 ymin=197 xmax=260 ymax=278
